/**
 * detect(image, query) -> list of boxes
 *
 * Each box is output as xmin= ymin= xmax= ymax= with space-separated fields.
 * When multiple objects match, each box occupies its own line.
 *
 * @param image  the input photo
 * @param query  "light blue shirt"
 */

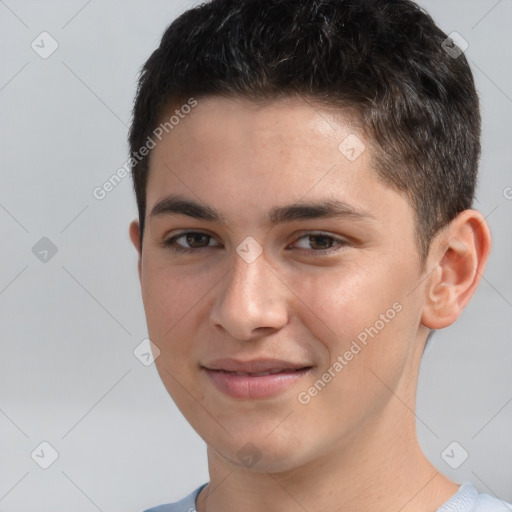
xmin=143 ymin=482 xmax=511 ymax=511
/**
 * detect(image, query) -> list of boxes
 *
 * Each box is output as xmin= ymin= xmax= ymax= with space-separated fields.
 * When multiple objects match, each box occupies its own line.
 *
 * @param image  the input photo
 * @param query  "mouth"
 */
xmin=214 ymin=368 xmax=309 ymax=377
xmin=202 ymin=359 xmax=313 ymax=399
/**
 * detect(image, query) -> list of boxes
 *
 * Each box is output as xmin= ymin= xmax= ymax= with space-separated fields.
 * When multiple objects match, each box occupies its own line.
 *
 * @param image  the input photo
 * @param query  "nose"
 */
xmin=209 ymin=250 xmax=289 ymax=341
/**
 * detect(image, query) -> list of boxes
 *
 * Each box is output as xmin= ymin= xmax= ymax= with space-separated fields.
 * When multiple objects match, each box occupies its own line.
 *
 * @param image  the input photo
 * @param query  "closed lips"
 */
xmin=202 ymin=359 xmax=313 ymax=399
xmin=202 ymin=358 xmax=313 ymax=374
xmin=212 ymin=368 xmax=311 ymax=376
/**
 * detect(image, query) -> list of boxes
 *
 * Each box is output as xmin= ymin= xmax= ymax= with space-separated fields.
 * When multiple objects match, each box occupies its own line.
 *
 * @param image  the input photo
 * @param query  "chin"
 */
xmin=207 ymin=431 xmax=313 ymax=474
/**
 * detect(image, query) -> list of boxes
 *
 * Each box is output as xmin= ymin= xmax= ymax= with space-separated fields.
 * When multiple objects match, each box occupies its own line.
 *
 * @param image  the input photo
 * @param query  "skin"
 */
xmin=129 ymin=96 xmax=491 ymax=512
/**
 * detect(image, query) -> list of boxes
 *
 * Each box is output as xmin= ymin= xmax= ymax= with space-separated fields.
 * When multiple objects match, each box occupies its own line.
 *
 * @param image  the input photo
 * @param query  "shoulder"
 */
xmin=438 ymin=482 xmax=511 ymax=512
xmin=142 ymin=482 xmax=511 ymax=512
xmin=473 ymin=492 xmax=512 ymax=511
xmin=142 ymin=483 xmax=207 ymax=512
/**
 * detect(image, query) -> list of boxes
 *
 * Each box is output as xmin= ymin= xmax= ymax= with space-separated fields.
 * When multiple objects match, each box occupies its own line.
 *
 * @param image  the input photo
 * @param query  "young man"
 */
xmin=128 ymin=0 xmax=507 ymax=510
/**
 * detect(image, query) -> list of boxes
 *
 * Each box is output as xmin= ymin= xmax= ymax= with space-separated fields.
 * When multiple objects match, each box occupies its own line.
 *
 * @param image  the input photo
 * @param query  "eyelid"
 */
xmin=289 ymin=231 xmax=350 ymax=252
xmin=162 ymin=229 xmax=222 ymax=250
xmin=162 ymin=230 xmax=350 ymax=254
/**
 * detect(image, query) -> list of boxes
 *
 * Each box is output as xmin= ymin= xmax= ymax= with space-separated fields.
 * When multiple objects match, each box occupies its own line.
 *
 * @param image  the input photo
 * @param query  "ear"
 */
xmin=129 ymin=219 xmax=142 ymax=282
xmin=421 ymin=210 xmax=492 ymax=329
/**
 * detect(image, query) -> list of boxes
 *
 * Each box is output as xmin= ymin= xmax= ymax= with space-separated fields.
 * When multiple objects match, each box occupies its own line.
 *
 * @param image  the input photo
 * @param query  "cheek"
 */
xmin=142 ymin=257 xmax=210 ymax=324
xmin=291 ymin=261 xmax=417 ymax=390
xmin=141 ymin=263 xmax=201 ymax=358
xmin=289 ymin=263 xmax=402 ymax=346
xmin=332 ymin=260 xmax=418 ymax=426
xmin=140 ymin=259 xmax=228 ymax=385
xmin=141 ymin=265 xmax=209 ymax=412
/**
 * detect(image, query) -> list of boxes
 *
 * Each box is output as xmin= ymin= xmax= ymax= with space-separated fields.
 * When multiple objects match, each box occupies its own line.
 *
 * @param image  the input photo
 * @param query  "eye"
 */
xmin=161 ymin=230 xmax=349 ymax=255
xmin=291 ymin=232 xmax=349 ymax=254
xmin=162 ymin=231 xmax=221 ymax=253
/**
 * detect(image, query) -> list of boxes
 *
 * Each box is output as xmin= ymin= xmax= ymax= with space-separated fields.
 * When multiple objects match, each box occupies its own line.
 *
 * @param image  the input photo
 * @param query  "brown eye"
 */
xmin=292 ymin=232 xmax=349 ymax=254
xmin=162 ymin=231 xmax=221 ymax=253
xmin=308 ymin=234 xmax=335 ymax=250
xmin=184 ymin=233 xmax=211 ymax=248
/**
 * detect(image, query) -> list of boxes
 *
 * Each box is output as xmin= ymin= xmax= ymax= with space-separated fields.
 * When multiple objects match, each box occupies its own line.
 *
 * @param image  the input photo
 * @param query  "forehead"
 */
xmin=145 ymin=96 xmax=408 ymax=229
xmin=153 ymin=96 xmax=362 ymax=167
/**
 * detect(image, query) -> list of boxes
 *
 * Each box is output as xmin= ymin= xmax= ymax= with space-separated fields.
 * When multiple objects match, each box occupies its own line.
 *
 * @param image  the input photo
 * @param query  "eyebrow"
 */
xmin=149 ymin=194 xmax=375 ymax=225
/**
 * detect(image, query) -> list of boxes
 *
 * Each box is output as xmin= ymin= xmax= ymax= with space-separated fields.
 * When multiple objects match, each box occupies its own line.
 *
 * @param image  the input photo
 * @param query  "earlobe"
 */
xmin=421 ymin=210 xmax=491 ymax=330
xmin=129 ymin=220 xmax=142 ymax=281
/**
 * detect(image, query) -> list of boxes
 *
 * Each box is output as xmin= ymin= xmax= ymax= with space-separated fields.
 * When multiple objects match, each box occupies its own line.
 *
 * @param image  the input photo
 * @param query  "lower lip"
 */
xmin=204 ymin=368 xmax=311 ymax=399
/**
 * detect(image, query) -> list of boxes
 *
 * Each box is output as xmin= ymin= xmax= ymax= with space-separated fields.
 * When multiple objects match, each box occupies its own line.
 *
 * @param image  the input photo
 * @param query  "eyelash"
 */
xmin=161 ymin=231 xmax=349 ymax=255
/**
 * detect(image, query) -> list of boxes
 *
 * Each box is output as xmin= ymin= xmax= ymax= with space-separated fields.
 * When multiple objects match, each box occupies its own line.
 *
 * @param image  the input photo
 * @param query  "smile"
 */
xmin=202 ymin=360 xmax=313 ymax=399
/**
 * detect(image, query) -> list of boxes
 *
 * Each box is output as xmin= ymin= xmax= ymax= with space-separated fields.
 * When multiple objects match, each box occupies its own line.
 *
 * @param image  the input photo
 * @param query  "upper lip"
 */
xmin=202 ymin=358 xmax=311 ymax=373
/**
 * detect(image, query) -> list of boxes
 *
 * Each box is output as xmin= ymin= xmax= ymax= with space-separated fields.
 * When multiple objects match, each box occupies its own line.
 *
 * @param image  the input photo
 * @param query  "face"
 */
xmin=131 ymin=96 xmax=430 ymax=473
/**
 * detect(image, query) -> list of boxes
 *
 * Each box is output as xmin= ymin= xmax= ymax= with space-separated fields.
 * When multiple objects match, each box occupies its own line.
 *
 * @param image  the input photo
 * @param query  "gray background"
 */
xmin=0 ymin=0 xmax=511 ymax=510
